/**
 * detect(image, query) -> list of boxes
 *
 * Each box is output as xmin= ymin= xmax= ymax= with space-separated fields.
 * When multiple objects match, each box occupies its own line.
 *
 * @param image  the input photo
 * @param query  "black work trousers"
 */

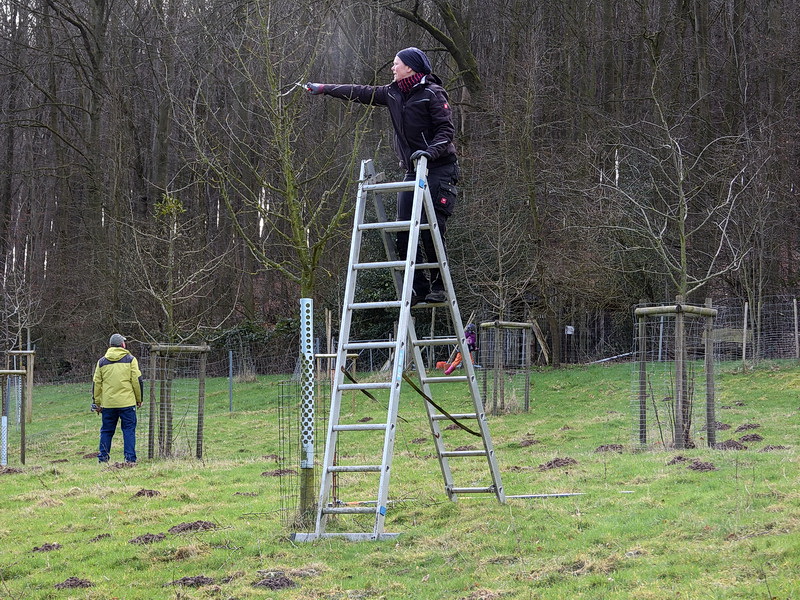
xmin=395 ymin=161 xmax=459 ymax=296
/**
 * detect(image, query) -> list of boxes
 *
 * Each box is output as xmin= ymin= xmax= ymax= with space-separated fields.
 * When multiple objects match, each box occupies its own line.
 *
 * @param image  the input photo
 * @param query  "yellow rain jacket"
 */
xmin=92 ymin=347 xmax=143 ymax=408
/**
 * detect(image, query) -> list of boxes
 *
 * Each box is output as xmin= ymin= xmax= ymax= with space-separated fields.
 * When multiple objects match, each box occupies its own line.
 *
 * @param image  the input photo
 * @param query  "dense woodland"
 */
xmin=1 ymin=0 xmax=798 ymax=377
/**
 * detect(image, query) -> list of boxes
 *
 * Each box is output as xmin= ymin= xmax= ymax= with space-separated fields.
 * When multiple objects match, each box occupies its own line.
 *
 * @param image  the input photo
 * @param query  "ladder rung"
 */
xmin=328 ymin=465 xmax=382 ymax=472
xmin=449 ymin=486 xmax=496 ymax=495
xmin=322 ymin=506 xmax=378 ymax=515
xmin=441 ymin=450 xmax=487 ymax=458
xmin=358 ymin=220 xmax=411 ymax=232
xmin=350 ymin=301 xmax=402 ymax=310
xmin=362 ymin=181 xmax=416 ymax=192
xmin=431 ymin=413 xmax=478 ymax=421
xmin=353 ymin=260 xmax=406 ymax=270
xmin=414 ymin=337 xmax=458 ymax=347
xmin=421 ymin=375 xmax=469 ymax=384
xmin=417 ymin=262 xmax=443 ymax=269
xmin=337 ymin=382 xmax=392 ymax=391
xmin=358 ymin=221 xmax=431 ymax=232
xmin=333 ymin=423 xmax=387 ymax=432
xmin=344 ymin=341 xmax=397 ymax=350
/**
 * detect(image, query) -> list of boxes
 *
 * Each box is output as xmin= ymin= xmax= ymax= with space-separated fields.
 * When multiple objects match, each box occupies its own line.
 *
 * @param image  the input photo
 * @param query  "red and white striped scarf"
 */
xmin=397 ymin=72 xmax=424 ymax=94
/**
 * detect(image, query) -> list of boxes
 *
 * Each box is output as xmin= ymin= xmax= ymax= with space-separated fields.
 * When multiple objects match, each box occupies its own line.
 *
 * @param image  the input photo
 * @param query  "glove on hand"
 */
xmin=306 ymin=82 xmax=325 ymax=95
xmin=410 ymin=150 xmax=432 ymax=162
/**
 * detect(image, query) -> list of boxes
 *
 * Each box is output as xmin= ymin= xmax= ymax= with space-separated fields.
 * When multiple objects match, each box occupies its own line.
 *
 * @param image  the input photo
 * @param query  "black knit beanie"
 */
xmin=396 ymin=47 xmax=432 ymax=75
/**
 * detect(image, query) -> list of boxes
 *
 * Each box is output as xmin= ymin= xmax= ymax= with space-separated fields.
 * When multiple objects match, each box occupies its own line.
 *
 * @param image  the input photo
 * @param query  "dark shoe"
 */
xmin=411 ymin=295 xmax=424 ymax=306
xmin=425 ymin=290 xmax=446 ymax=303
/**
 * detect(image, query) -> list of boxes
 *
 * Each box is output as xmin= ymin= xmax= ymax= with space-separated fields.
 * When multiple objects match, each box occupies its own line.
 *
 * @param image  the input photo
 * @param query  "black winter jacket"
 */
xmin=321 ymin=74 xmax=457 ymax=172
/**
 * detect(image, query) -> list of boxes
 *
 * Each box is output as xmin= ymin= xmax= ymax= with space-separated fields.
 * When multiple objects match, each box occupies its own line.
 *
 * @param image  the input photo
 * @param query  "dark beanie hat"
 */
xmin=396 ymin=47 xmax=432 ymax=75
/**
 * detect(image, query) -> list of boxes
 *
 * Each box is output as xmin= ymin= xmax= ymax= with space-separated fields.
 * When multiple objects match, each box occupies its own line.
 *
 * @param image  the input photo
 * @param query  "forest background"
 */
xmin=1 ymin=0 xmax=798 ymax=379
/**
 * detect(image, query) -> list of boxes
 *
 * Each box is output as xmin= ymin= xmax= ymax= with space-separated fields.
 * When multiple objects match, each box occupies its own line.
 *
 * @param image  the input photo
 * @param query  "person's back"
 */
xmin=92 ymin=334 xmax=143 ymax=463
xmin=94 ymin=346 xmax=140 ymax=406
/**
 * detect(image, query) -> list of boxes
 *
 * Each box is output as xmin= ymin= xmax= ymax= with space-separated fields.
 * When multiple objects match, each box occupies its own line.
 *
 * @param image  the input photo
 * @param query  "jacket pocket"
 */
xmin=434 ymin=181 xmax=458 ymax=217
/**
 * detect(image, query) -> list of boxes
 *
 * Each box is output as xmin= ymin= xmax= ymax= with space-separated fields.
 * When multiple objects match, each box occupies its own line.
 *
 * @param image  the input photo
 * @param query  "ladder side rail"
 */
xmin=408 ymin=329 xmax=458 ymax=499
xmin=313 ymin=159 xmax=374 ymax=536
xmin=371 ymin=156 xmax=430 ymax=537
xmin=419 ymin=167 xmax=506 ymax=504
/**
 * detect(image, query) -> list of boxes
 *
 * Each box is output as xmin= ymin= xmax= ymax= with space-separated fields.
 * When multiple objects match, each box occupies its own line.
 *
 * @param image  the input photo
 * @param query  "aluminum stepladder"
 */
xmin=293 ymin=156 xmax=504 ymax=542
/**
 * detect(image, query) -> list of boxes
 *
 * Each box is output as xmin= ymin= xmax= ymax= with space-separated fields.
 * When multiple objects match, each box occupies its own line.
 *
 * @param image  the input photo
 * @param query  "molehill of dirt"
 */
xmin=252 ymin=575 xmax=296 ymax=589
xmin=739 ymin=433 xmax=764 ymax=442
xmin=760 ymin=445 xmax=790 ymax=452
xmin=538 ymin=457 xmax=578 ymax=471
xmin=167 ymin=575 xmax=215 ymax=587
xmin=701 ymin=422 xmax=730 ymax=431
xmin=54 ymin=577 xmax=93 ymax=589
xmin=735 ymin=423 xmax=761 ymax=432
xmin=129 ymin=533 xmax=165 ymax=545
xmin=168 ymin=520 xmax=218 ymax=534
xmin=0 ymin=467 xmax=24 ymax=475
xmin=715 ymin=439 xmax=747 ymax=450
xmin=33 ymin=543 xmax=61 ymax=552
xmin=519 ymin=438 xmax=541 ymax=447
xmin=687 ymin=460 xmax=717 ymax=472
xmin=133 ymin=489 xmax=160 ymax=498
xmin=595 ymin=444 xmax=624 ymax=453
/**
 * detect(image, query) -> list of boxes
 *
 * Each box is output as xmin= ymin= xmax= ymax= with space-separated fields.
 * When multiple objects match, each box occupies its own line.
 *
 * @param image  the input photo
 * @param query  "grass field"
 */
xmin=1 ymin=361 xmax=798 ymax=599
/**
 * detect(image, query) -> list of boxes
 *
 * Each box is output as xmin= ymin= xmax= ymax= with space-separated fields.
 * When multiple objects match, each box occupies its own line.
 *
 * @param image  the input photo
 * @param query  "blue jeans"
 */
xmin=98 ymin=406 xmax=137 ymax=463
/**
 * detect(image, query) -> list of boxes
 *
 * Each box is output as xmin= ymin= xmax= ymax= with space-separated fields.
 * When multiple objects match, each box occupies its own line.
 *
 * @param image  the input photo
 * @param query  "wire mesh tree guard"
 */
xmin=478 ymin=321 xmax=536 ymax=415
xmin=146 ymin=344 xmax=209 ymax=459
xmin=633 ymin=298 xmax=717 ymax=450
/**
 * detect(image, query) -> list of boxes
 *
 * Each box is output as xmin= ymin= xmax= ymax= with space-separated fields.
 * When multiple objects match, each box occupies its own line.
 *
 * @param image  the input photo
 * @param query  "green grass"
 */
xmin=1 ymin=362 xmax=799 ymax=599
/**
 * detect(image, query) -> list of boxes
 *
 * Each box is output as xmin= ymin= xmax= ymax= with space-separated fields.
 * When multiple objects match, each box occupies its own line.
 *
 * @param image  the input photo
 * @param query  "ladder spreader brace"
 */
xmin=292 ymin=156 xmax=504 ymax=542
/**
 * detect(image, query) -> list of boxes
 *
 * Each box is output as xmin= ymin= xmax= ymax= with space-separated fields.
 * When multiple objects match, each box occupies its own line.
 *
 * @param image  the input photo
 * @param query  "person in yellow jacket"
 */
xmin=92 ymin=333 xmax=143 ymax=463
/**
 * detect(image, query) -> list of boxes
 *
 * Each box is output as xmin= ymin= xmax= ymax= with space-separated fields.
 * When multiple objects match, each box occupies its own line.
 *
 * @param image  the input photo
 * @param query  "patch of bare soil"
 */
xmin=133 ymin=489 xmax=160 ymax=498
xmin=88 ymin=533 xmax=111 ymax=542
xmin=735 ymin=423 xmax=761 ymax=433
xmin=701 ymin=422 xmax=731 ymax=431
xmin=667 ymin=455 xmax=690 ymax=465
xmin=519 ymin=438 xmax=541 ymax=447
xmin=168 ymin=520 xmax=218 ymax=534
xmin=358 ymin=416 xmax=373 ymax=423
xmin=760 ymin=445 xmax=790 ymax=452
xmin=716 ymin=439 xmax=747 ymax=450
xmin=108 ymin=461 xmax=135 ymax=469
xmin=262 ymin=468 xmax=297 ymax=477
xmin=459 ymin=590 xmax=503 ymax=600
xmin=0 ymin=467 xmax=24 ymax=475
xmin=50 ymin=459 xmax=69 ymax=463
xmin=411 ymin=437 xmax=427 ymax=444
xmin=33 ymin=543 xmax=61 ymax=552
xmin=445 ymin=423 xmax=461 ymax=430
xmin=252 ymin=575 xmax=297 ymax=589
xmin=129 ymin=533 xmax=165 ymax=544
xmin=739 ymin=433 xmax=764 ymax=442
xmin=234 ymin=491 xmax=258 ymax=497
xmin=595 ymin=444 xmax=624 ymax=453
xmin=167 ymin=575 xmax=215 ymax=587
xmin=538 ymin=457 xmax=578 ymax=471
xmin=262 ymin=453 xmax=282 ymax=461
xmin=687 ymin=460 xmax=717 ymax=472
xmin=559 ymin=425 xmax=572 ymax=431
xmin=454 ymin=445 xmax=478 ymax=451
xmin=82 ymin=452 xmax=99 ymax=459
xmin=54 ymin=577 xmax=93 ymax=589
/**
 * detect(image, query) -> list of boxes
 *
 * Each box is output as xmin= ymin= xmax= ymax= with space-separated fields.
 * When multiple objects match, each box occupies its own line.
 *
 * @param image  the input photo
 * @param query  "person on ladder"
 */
xmin=306 ymin=47 xmax=459 ymax=305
